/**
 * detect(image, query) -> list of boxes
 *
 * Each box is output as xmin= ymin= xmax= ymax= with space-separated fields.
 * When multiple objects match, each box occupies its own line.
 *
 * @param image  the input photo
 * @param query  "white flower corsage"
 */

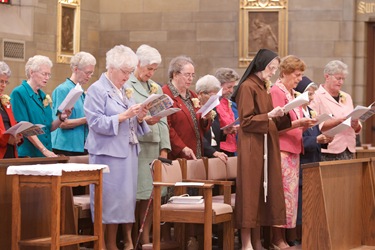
xmin=149 ymin=81 xmax=159 ymax=94
xmin=43 ymin=94 xmax=52 ymax=107
xmin=339 ymin=91 xmax=346 ymax=104
xmin=310 ymin=110 xmax=317 ymax=119
xmin=265 ymin=80 xmax=272 ymax=93
xmin=125 ymin=88 xmax=134 ymax=99
xmin=1 ymin=94 xmax=11 ymax=108
xmin=211 ymin=110 xmax=217 ymax=120
xmin=191 ymin=98 xmax=200 ymax=108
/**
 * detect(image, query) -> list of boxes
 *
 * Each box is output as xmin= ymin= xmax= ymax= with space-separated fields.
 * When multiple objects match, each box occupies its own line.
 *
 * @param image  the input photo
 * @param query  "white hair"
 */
xmin=106 ymin=45 xmax=138 ymax=70
xmin=136 ymin=44 xmax=162 ymax=67
xmin=195 ymin=75 xmax=221 ymax=94
xmin=25 ymin=55 xmax=53 ymax=79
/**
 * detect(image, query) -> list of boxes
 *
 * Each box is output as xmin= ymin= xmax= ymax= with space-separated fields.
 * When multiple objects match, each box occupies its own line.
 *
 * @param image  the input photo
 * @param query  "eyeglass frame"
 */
xmin=0 ymin=79 xmax=10 ymax=85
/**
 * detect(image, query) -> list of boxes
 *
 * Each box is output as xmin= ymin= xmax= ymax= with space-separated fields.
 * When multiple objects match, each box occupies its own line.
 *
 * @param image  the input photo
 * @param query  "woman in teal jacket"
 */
xmin=10 ymin=55 xmax=71 ymax=157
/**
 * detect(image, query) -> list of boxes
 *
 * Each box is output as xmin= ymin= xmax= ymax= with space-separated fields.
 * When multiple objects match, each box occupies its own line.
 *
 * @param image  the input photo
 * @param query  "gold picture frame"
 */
xmin=56 ymin=0 xmax=80 ymax=64
xmin=239 ymin=0 xmax=288 ymax=67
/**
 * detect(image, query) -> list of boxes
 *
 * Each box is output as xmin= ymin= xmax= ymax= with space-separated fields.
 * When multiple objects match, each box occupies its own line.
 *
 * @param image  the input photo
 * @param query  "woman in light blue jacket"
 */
xmin=84 ymin=45 xmax=150 ymax=250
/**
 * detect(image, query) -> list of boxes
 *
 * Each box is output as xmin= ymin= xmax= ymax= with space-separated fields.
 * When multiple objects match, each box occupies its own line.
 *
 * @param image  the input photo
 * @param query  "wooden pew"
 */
xmin=302 ymin=158 xmax=375 ymax=250
xmin=355 ymin=146 xmax=375 ymax=158
xmin=0 ymin=156 xmax=78 ymax=250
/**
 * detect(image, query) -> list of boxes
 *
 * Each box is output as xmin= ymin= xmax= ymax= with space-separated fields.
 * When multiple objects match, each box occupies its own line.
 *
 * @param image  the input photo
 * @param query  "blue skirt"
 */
xmin=90 ymin=146 xmax=138 ymax=224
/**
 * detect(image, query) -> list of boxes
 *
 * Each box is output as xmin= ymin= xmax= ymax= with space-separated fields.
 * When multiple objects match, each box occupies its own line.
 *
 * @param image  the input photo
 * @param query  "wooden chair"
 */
xmin=67 ymin=155 xmax=92 ymax=235
xmin=207 ymin=157 xmax=236 ymax=208
xmin=152 ymin=159 xmax=234 ymax=250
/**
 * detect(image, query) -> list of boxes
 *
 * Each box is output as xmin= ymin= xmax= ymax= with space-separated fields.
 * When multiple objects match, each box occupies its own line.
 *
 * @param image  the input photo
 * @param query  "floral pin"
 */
xmin=43 ymin=94 xmax=52 ymax=107
xmin=210 ymin=110 xmax=217 ymax=120
xmin=149 ymin=81 xmax=159 ymax=94
xmin=339 ymin=91 xmax=346 ymax=104
xmin=310 ymin=110 xmax=317 ymax=119
xmin=125 ymin=88 xmax=134 ymax=99
xmin=294 ymin=91 xmax=301 ymax=98
xmin=265 ymin=80 xmax=272 ymax=93
xmin=191 ymin=98 xmax=200 ymax=108
xmin=1 ymin=94 xmax=11 ymax=108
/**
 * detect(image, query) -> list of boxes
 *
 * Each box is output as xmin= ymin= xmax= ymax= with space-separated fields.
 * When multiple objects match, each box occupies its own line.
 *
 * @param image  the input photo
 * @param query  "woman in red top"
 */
xmin=0 ymin=61 xmax=22 ymax=158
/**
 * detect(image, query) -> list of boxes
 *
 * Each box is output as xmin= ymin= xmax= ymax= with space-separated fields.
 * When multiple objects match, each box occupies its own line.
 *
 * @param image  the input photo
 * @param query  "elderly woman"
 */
xmin=214 ymin=68 xmax=240 ymax=156
xmin=84 ymin=45 xmax=150 ymax=250
xmin=125 ymin=44 xmax=171 ymax=246
xmin=287 ymin=76 xmax=333 ymax=245
xmin=0 ymin=61 xmax=21 ymax=158
xmin=270 ymin=55 xmax=315 ymax=249
xmin=162 ymin=55 xmax=211 ymax=160
xmin=231 ymin=49 xmax=291 ymax=250
xmin=195 ymin=74 xmax=228 ymax=162
xmin=52 ymin=51 xmax=96 ymax=156
xmin=10 ymin=55 xmax=71 ymax=158
xmin=310 ymin=60 xmax=361 ymax=161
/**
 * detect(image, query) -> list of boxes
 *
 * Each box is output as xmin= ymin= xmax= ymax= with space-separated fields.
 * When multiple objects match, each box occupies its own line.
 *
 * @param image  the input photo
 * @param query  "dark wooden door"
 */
xmin=365 ymin=22 xmax=375 ymax=144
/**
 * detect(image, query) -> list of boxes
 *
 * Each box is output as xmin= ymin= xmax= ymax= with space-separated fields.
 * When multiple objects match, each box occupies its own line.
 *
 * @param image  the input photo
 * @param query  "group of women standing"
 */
xmin=0 ymin=44 xmax=362 ymax=250
xmin=234 ymin=49 xmax=359 ymax=250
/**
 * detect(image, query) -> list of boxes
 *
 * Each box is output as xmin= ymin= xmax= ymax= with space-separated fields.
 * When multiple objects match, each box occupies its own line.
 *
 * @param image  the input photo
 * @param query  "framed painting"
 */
xmin=239 ymin=0 xmax=288 ymax=67
xmin=57 ymin=0 xmax=80 ymax=64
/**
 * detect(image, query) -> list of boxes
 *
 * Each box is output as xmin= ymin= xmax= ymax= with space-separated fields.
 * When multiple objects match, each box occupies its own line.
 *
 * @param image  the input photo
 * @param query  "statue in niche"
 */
xmin=248 ymin=13 xmax=279 ymax=54
xmin=61 ymin=7 xmax=74 ymax=53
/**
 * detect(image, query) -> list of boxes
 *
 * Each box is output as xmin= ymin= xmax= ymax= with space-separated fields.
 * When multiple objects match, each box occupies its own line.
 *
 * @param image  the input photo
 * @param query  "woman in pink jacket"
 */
xmin=310 ymin=60 xmax=361 ymax=161
xmin=270 ymin=55 xmax=315 ymax=249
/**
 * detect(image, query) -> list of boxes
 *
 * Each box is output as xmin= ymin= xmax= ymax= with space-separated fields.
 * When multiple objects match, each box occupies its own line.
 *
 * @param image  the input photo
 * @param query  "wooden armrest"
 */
xmin=153 ymin=182 xmax=176 ymax=187
xmin=184 ymin=179 xmax=234 ymax=186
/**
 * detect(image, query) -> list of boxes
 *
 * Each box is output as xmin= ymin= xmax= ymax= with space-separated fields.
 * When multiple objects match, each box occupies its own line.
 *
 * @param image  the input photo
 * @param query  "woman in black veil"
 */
xmin=232 ymin=49 xmax=291 ymax=250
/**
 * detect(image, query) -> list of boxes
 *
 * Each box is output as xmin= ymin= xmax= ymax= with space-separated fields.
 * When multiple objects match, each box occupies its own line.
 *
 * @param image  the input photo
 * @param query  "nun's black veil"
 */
xmin=231 ymin=49 xmax=278 ymax=102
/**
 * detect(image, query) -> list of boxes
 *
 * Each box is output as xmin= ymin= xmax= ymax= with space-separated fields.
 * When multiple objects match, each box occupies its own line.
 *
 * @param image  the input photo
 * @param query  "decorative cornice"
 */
xmin=241 ymin=0 xmax=287 ymax=9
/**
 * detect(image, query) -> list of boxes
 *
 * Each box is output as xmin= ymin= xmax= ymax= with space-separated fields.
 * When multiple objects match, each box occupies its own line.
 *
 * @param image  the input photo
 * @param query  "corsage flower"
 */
xmin=339 ymin=91 xmax=346 ymax=104
xmin=1 ymin=94 xmax=11 ymax=108
xmin=309 ymin=110 xmax=317 ymax=119
xmin=265 ymin=80 xmax=272 ymax=93
xmin=191 ymin=98 xmax=200 ymax=108
xmin=125 ymin=88 xmax=134 ymax=99
xmin=149 ymin=81 xmax=159 ymax=94
xmin=211 ymin=110 xmax=217 ymax=120
xmin=294 ymin=91 xmax=301 ymax=98
xmin=43 ymin=94 xmax=52 ymax=107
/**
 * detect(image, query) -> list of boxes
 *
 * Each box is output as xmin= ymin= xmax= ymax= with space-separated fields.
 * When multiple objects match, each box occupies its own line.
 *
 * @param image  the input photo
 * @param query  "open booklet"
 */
xmin=57 ymin=83 xmax=84 ymax=112
xmin=5 ymin=121 xmax=45 ymax=137
xmin=220 ymin=118 xmax=240 ymax=130
xmin=323 ymin=117 xmax=351 ymax=137
xmin=141 ymin=94 xmax=181 ymax=118
xmin=284 ymin=91 xmax=309 ymax=113
xmin=313 ymin=113 xmax=333 ymax=126
xmin=346 ymin=101 xmax=375 ymax=122
xmin=197 ymin=88 xmax=223 ymax=117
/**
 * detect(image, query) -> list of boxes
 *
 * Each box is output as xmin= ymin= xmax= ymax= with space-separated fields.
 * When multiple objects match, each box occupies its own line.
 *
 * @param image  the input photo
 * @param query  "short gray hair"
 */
xmin=168 ymin=55 xmax=194 ymax=80
xmin=106 ymin=45 xmax=138 ymax=70
xmin=214 ymin=68 xmax=239 ymax=85
xmin=136 ymin=44 xmax=162 ymax=67
xmin=324 ymin=60 xmax=348 ymax=76
xmin=25 ymin=55 xmax=53 ymax=79
xmin=70 ymin=51 xmax=96 ymax=70
xmin=195 ymin=75 xmax=221 ymax=94
xmin=0 ymin=61 xmax=11 ymax=77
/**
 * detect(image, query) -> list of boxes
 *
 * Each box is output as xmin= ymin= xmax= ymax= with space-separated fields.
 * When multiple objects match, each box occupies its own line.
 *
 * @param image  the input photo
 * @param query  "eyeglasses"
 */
xmin=120 ymin=68 xmax=134 ymax=76
xmin=82 ymin=70 xmax=94 ymax=76
xmin=179 ymin=72 xmax=195 ymax=79
xmin=39 ymin=71 xmax=52 ymax=78
xmin=0 ymin=79 xmax=10 ymax=85
xmin=331 ymin=75 xmax=345 ymax=81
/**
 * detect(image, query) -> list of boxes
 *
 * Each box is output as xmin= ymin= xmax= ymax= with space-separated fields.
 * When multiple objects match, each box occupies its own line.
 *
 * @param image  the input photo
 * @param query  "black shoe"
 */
xmin=287 ymin=240 xmax=301 ymax=246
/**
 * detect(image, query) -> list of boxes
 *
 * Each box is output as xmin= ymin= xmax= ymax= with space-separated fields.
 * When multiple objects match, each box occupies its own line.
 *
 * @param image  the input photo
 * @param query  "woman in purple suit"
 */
xmin=84 ymin=45 xmax=150 ymax=250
